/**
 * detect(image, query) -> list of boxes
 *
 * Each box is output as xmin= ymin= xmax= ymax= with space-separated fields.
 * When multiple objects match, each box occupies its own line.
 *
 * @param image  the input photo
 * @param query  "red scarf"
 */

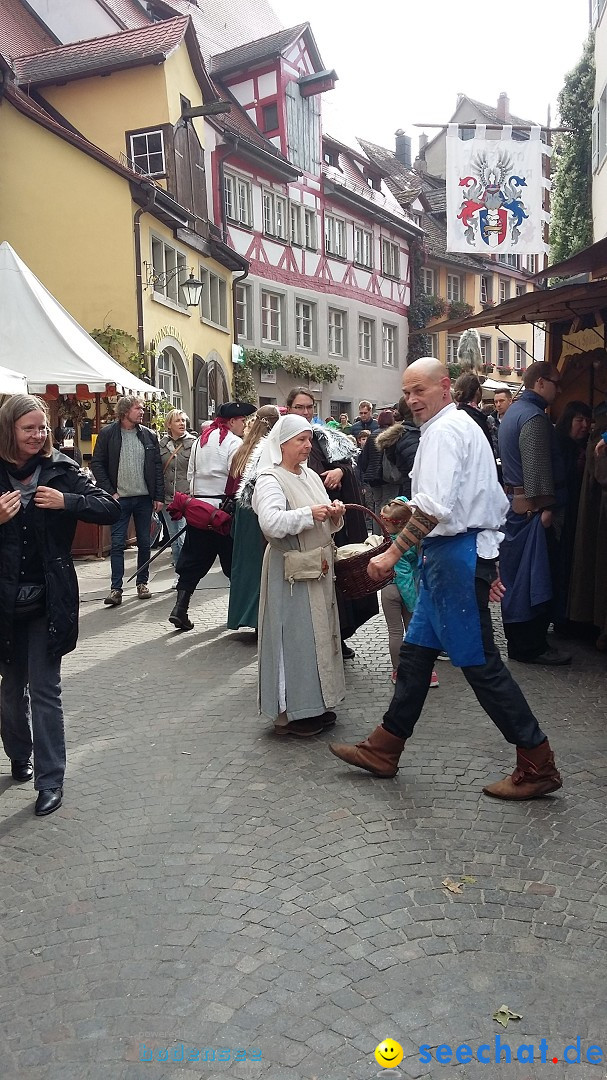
xmin=199 ymin=417 xmax=230 ymax=448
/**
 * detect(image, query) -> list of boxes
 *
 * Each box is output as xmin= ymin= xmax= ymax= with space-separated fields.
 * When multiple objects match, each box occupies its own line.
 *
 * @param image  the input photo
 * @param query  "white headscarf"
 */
xmin=256 ymin=414 xmax=313 ymax=470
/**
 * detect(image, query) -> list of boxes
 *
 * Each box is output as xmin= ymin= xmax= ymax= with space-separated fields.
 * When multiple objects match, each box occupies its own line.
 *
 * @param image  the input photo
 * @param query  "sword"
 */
xmin=125 ymin=524 xmax=187 ymax=582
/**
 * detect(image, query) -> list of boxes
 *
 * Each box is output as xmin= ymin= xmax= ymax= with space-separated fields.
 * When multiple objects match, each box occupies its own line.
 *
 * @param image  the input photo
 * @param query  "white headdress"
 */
xmin=256 ymin=414 xmax=313 ymax=470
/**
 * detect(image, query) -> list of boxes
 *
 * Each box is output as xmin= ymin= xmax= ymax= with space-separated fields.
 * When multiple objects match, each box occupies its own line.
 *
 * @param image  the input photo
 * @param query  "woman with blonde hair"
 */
xmin=159 ymin=409 xmax=196 ymax=574
xmin=227 ymin=404 xmax=281 ymax=631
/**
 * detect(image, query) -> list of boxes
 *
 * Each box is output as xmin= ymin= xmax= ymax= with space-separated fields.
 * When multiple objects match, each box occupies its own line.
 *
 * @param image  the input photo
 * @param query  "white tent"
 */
xmin=0 ymin=364 xmax=28 ymax=396
xmin=0 ymin=242 xmax=162 ymax=399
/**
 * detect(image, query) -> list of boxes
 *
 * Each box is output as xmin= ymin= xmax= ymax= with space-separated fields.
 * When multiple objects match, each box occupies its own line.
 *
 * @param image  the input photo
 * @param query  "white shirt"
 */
xmin=409 ymin=402 xmax=509 ymax=559
xmin=187 ymin=428 xmax=242 ymax=506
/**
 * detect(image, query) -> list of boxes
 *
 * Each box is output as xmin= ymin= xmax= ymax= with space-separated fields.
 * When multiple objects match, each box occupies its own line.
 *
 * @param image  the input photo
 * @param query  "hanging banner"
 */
xmin=446 ymin=124 xmax=548 ymax=255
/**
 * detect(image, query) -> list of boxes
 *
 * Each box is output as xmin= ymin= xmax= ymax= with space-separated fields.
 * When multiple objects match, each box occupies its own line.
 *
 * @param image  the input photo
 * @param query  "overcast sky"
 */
xmin=271 ymin=0 xmax=591 ymax=155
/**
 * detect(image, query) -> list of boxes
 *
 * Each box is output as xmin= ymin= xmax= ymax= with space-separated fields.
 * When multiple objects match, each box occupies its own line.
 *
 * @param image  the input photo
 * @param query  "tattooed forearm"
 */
xmin=395 ymin=508 xmax=439 ymax=551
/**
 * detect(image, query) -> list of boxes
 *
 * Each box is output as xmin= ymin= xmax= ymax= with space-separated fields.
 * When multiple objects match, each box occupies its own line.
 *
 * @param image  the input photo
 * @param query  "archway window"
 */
xmin=157 ymin=349 xmax=183 ymax=409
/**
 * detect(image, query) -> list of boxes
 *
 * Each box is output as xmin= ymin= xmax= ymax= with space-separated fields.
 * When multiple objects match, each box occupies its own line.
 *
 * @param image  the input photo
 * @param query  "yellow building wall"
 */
xmin=162 ymin=48 xmax=206 ymax=145
xmin=42 ymin=65 xmax=171 ymax=165
xmin=0 ymin=103 xmax=136 ymax=334
xmin=141 ymin=220 xmax=234 ymax=391
xmin=426 ymin=261 xmax=534 ymax=385
xmin=41 ymin=43 xmax=208 ymax=173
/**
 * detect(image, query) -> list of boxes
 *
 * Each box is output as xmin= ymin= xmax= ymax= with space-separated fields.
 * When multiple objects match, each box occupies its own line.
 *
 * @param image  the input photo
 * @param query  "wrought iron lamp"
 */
xmin=143 ymin=264 xmax=204 ymax=307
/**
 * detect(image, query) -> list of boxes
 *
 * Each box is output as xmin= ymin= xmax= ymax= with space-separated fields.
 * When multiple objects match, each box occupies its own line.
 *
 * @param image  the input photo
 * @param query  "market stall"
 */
xmin=0 ymin=241 xmax=163 ymax=554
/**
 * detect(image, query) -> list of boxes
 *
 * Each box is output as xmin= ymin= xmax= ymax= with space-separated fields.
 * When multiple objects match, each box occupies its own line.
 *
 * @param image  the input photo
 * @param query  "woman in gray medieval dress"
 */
xmin=252 ymin=415 xmax=346 ymax=738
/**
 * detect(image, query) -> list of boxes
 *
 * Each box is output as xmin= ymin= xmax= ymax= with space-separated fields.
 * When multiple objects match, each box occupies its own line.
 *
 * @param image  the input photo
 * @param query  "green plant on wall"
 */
xmin=550 ymin=33 xmax=594 ymax=264
xmin=89 ymin=325 xmax=148 ymax=378
xmin=407 ymin=241 xmax=449 ymax=363
xmin=233 ymin=349 xmax=340 ymax=405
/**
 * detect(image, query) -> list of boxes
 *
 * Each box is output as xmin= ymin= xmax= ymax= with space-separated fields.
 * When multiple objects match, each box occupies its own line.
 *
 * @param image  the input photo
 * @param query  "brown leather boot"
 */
xmin=329 ymin=725 xmax=406 ymax=778
xmin=483 ymin=740 xmax=562 ymax=800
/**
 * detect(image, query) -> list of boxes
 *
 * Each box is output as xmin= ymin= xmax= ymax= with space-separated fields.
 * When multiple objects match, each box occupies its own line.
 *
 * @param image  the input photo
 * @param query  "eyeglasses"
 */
xmin=544 ymin=377 xmax=561 ymax=387
xmin=291 ymin=403 xmax=314 ymax=413
xmin=18 ymin=425 xmax=48 ymax=435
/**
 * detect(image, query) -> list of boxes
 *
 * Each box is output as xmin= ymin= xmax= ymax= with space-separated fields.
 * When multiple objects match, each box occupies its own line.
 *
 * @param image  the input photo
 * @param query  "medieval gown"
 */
xmin=252 ymin=464 xmax=345 ymax=723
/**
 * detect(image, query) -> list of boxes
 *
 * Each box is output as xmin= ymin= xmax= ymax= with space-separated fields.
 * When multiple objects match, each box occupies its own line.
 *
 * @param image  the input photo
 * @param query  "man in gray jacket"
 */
xmin=91 ymin=396 xmax=164 ymax=606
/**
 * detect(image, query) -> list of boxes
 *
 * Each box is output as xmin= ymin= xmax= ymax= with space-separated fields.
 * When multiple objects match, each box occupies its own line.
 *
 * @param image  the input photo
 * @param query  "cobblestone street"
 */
xmin=0 ymin=551 xmax=606 ymax=1080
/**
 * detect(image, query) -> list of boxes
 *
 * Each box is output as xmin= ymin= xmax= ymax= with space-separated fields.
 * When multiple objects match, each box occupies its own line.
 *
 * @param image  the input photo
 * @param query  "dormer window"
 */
xmin=262 ymin=103 xmax=279 ymax=134
xmin=324 ymin=149 xmax=338 ymax=168
xmin=129 ymin=130 xmax=165 ymax=176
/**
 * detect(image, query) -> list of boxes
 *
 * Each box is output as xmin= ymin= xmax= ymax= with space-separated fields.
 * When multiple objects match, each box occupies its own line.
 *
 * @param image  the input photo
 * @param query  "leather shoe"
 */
xmin=35 ymin=788 xmax=63 ymax=817
xmin=11 ymin=759 xmax=33 ymax=782
xmin=513 ymin=647 xmax=572 ymax=666
xmin=341 ymin=641 xmax=355 ymax=659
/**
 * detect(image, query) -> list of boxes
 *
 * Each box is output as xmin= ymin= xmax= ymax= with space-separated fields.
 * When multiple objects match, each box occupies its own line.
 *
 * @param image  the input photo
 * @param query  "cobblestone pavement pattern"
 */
xmin=0 ymin=553 xmax=606 ymax=1080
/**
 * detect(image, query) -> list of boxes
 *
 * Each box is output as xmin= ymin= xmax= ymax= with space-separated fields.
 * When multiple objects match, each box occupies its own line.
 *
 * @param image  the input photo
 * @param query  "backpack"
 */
xmin=382 ymin=450 xmax=402 ymax=485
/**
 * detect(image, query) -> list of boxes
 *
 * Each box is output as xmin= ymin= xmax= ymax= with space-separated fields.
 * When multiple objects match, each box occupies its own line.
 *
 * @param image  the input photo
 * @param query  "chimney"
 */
xmin=413 ymin=132 xmax=428 ymax=175
xmin=497 ymin=92 xmax=510 ymax=122
xmin=394 ymin=129 xmax=412 ymax=168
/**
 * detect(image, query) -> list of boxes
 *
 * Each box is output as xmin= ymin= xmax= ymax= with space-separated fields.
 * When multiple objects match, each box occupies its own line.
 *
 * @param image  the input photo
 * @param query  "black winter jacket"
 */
xmin=376 ymin=421 xmax=420 ymax=498
xmin=91 ymin=421 xmax=164 ymax=502
xmin=0 ymin=452 xmax=120 ymax=662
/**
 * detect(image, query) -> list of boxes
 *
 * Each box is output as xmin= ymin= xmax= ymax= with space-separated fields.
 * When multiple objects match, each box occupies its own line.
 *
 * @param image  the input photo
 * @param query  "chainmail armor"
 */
xmin=519 ymin=415 xmax=554 ymax=498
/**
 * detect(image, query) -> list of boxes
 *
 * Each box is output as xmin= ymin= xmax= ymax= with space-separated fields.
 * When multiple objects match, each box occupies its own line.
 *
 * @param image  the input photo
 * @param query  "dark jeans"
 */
xmin=383 ymin=572 xmax=546 ymax=750
xmin=0 ymin=614 xmax=65 ymax=789
xmin=176 ymin=524 xmax=233 ymax=592
xmin=110 ymin=495 xmax=152 ymax=590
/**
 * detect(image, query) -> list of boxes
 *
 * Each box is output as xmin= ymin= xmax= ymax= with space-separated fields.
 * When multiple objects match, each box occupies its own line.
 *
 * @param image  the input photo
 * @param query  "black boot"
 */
xmin=169 ymin=590 xmax=194 ymax=631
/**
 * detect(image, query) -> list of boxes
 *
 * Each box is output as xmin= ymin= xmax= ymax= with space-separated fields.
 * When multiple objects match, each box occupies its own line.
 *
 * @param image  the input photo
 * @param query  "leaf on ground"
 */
xmin=493 ymin=1005 xmax=523 ymax=1028
xmin=461 ymin=875 xmax=477 ymax=884
xmin=442 ymin=877 xmax=464 ymax=894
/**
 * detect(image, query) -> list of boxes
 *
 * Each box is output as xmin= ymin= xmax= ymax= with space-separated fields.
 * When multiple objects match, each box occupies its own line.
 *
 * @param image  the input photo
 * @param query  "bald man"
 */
xmin=330 ymin=358 xmax=562 ymax=801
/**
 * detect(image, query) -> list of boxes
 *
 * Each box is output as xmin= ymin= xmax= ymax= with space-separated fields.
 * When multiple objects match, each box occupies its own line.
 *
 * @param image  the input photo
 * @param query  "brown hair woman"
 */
xmin=227 ymin=404 xmax=281 ymax=632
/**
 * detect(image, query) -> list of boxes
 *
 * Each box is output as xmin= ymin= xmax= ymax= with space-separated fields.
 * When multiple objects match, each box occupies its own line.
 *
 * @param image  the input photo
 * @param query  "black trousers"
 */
xmin=176 ymin=525 xmax=233 ymax=592
xmin=383 ymin=570 xmax=546 ymax=750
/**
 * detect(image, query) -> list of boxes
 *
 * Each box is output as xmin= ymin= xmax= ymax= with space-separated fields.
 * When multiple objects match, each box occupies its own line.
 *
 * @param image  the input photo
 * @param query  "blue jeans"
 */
xmin=1 ymin=614 xmax=65 ymax=790
xmin=110 ymin=495 xmax=152 ymax=590
xmin=162 ymin=509 xmax=186 ymax=568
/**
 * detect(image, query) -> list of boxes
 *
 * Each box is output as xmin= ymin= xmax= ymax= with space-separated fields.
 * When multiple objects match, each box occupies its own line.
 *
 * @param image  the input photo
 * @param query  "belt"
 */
xmin=504 ymin=485 xmax=524 ymax=496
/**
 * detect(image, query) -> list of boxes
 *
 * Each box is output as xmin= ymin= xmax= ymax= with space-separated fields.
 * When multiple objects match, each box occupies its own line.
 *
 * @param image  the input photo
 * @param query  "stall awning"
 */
xmin=0 ymin=365 xmax=28 ymax=396
xmin=531 ymin=236 xmax=607 ymax=282
xmin=0 ymin=242 xmax=163 ymax=398
xmin=416 ymin=279 xmax=607 ymax=337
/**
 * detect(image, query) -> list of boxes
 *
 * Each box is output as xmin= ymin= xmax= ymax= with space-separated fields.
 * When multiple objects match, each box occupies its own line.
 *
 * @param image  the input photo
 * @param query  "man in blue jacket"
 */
xmin=350 ymin=401 xmax=380 ymax=440
xmin=91 ymin=396 xmax=164 ymax=606
xmin=498 ymin=363 xmax=570 ymax=665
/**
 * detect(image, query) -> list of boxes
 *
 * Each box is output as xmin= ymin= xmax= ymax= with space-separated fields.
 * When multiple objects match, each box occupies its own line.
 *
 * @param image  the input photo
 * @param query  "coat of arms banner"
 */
xmin=446 ymin=124 xmax=549 ymax=255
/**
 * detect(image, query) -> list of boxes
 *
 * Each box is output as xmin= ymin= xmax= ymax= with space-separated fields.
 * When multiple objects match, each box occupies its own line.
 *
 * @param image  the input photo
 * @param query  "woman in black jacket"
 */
xmin=0 ymin=395 xmax=120 ymax=817
xmin=453 ymin=373 xmax=495 ymax=452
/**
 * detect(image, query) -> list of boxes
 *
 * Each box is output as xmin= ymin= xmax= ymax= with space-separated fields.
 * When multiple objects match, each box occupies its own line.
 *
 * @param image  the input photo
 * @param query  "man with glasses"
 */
xmin=498 ymin=362 xmax=571 ymax=665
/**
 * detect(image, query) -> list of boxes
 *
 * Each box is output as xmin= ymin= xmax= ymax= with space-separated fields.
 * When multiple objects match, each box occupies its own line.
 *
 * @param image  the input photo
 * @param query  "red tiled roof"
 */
xmin=0 ymin=0 xmax=56 ymax=60
xmin=357 ymin=138 xmax=423 ymax=206
xmin=99 ymin=0 xmax=152 ymax=29
xmin=12 ymin=15 xmax=189 ymax=86
xmin=210 ymin=22 xmax=313 ymax=75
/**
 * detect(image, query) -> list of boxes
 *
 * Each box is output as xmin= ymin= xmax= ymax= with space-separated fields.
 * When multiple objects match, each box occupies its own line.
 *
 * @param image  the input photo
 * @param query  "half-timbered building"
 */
xmin=206 ymin=24 xmax=423 ymax=415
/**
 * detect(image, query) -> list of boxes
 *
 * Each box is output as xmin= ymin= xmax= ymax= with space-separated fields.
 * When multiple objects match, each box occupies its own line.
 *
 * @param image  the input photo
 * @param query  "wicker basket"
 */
xmin=334 ymin=503 xmax=394 ymax=599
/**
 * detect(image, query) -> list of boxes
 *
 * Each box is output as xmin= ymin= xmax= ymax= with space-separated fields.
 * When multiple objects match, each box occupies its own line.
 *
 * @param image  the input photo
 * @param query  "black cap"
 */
xmin=217 ymin=401 xmax=257 ymax=419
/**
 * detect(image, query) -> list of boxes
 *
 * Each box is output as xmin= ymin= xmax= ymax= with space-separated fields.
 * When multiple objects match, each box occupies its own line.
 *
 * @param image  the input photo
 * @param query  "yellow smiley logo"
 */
xmin=374 ymin=1039 xmax=404 ymax=1068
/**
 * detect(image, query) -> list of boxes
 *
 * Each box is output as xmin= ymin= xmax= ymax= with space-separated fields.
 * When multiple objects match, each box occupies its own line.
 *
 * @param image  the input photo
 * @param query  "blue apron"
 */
xmin=405 ymin=531 xmax=485 ymax=667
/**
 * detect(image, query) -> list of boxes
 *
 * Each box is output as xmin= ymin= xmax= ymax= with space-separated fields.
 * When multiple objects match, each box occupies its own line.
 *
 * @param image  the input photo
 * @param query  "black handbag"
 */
xmin=14 ymin=583 xmax=46 ymax=619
